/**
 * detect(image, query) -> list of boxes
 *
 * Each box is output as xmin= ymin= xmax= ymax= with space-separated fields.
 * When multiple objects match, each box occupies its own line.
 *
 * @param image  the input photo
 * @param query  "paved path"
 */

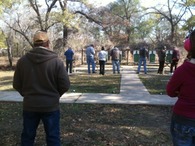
xmin=0 ymin=65 xmax=177 ymax=105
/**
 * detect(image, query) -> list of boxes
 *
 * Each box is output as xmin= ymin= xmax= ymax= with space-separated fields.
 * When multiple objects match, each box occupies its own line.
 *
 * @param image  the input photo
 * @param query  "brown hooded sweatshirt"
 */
xmin=13 ymin=47 xmax=70 ymax=112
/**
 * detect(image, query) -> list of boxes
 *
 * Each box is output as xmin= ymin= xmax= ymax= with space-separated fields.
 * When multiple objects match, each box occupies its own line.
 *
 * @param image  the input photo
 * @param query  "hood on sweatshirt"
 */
xmin=26 ymin=47 xmax=58 ymax=64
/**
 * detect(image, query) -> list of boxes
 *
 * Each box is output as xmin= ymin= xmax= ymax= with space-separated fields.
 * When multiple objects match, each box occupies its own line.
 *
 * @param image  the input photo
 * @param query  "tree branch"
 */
xmin=74 ymin=10 xmax=102 ymax=26
xmin=28 ymin=0 xmax=44 ymax=30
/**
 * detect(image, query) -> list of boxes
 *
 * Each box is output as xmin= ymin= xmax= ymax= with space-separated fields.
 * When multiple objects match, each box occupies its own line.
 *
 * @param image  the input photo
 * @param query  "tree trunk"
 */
xmin=63 ymin=25 xmax=68 ymax=47
xmin=171 ymin=24 xmax=175 ymax=44
xmin=6 ymin=38 xmax=13 ymax=67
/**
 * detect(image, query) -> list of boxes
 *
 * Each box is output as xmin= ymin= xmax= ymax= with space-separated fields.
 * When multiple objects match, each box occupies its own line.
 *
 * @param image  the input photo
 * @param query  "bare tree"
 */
xmin=150 ymin=0 xmax=188 ymax=44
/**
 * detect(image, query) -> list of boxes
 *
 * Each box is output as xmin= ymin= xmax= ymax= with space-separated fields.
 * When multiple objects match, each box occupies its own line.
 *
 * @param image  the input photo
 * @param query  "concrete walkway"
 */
xmin=0 ymin=65 xmax=177 ymax=105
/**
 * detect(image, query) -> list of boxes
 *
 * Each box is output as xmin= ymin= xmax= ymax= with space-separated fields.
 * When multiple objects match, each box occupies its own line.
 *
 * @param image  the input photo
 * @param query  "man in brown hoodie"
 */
xmin=13 ymin=31 xmax=70 ymax=146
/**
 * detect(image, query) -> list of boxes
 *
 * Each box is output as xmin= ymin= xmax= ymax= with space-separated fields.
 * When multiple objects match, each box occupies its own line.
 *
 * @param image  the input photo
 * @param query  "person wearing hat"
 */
xmin=13 ymin=30 xmax=70 ymax=146
xmin=166 ymin=30 xmax=195 ymax=145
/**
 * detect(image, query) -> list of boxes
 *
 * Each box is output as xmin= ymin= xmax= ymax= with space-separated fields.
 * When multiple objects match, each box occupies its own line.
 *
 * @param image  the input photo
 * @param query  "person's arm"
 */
xmin=166 ymin=68 xmax=183 ymax=97
xmin=91 ymin=47 xmax=95 ymax=55
xmin=64 ymin=51 xmax=67 ymax=56
xmin=13 ymin=59 xmax=23 ymax=95
xmin=57 ymin=61 xmax=70 ymax=96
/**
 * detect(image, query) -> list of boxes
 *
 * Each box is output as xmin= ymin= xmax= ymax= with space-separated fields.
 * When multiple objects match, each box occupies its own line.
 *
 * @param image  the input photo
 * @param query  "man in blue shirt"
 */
xmin=64 ymin=47 xmax=74 ymax=73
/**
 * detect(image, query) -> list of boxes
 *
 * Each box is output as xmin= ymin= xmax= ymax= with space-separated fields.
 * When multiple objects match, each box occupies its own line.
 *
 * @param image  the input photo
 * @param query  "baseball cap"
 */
xmin=33 ymin=31 xmax=49 ymax=44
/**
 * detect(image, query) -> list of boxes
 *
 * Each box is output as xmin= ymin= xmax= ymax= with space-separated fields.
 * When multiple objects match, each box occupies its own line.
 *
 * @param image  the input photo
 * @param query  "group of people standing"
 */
xmin=64 ymin=44 xmax=181 ymax=75
xmin=64 ymin=44 xmax=121 ymax=75
xmin=12 ymin=30 xmax=195 ymax=146
xmin=85 ymin=44 xmax=121 ymax=75
xmin=136 ymin=45 xmax=180 ymax=75
xmin=157 ymin=46 xmax=180 ymax=75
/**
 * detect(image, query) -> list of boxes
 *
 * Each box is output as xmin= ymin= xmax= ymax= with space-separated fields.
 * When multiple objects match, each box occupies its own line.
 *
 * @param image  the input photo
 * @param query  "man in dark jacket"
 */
xmin=110 ymin=47 xmax=121 ymax=74
xmin=64 ymin=47 xmax=74 ymax=73
xmin=137 ymin=46 xmax=148 ymax=74
xmin=157 ymin=46 xmax=166 ymax=74
xmin=170 ymin=46 xmax=180 ymax=74
xmin=13 ymin=31 xmax=70 ymax=146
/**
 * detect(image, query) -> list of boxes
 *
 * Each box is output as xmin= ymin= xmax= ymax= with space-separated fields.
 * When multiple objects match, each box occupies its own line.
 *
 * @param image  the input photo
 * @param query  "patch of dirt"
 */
xmin=0 ymin=102 xmax=173 ymax=146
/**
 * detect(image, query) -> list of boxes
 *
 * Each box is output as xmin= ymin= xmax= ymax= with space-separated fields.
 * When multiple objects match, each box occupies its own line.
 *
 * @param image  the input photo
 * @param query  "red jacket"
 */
xmin=166 ymin=60 xmax=195 ymax=119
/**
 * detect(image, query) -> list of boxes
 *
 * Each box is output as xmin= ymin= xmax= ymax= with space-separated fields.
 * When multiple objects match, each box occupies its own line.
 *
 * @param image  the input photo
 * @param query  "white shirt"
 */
xmin=98 ymin=50 xmax=108 ymax=61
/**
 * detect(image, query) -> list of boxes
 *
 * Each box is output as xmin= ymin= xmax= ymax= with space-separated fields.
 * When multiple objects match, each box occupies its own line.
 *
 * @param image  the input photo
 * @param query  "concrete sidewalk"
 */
xmin=0 ymin=65 xmax=177 ymax=105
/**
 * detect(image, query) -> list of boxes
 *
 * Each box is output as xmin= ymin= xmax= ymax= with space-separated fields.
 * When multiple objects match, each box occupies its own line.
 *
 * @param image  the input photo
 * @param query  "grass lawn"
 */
xmin=0 ymin=102 xmax=173 ymax=146
xmin=68 ymin=74 xmax=121 ymax=94
xmin=0 ymin=71 xmax=121 ymax=94
xmin=0 ymin=70 xmax=171 ymax=95
xmin=0 ymin=67 xmax=174 ymax=145
xmin=139 ymin=73 xmax=171 ymax=95
xmin=0 ymin=71 xmax=14 ymax=91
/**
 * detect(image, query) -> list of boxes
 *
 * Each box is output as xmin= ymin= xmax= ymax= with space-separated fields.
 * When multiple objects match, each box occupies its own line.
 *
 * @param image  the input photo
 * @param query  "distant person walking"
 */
xmin=110 ymin=46 xmax=121 ymax=74
xmin=157 ymin=46 xmax=166 ymax=74
xmin=13 ymin=31 xmax=70 ymax=146
xmin=167 ymin=30 xmax=195 ymax=146
xmin=86 ymin=44 xmax=96 ymax=74
xmin=64 ymin=47 xmax=74 ymax=73
xmin=170 ymin=46 xmax=180 ymax=74
xmin=98 ymin=46 xmax=108 ymax=75
xmin=137 ymin=46 xmax=148 ymax=74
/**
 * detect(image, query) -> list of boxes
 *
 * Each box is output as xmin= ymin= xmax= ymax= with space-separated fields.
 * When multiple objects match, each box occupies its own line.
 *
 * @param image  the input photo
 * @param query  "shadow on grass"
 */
xmin=0 ymin=102 xmax=173 ymax=146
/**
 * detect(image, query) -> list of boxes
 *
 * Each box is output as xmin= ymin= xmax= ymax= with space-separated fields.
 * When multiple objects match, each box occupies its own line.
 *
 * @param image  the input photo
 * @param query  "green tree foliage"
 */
xmin=0 ymin=0 xmax=11 ymax=14
xmin=104 ymin=0 xmax=154 ymax=46
xmin=181 ymin=0 xmax=195 ymax=31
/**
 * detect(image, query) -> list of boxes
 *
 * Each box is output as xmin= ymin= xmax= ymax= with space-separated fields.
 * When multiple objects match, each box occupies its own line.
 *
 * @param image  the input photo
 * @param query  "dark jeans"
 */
xmin=158 ymin=60 xmax=165 ymax=74
xmin=171 ymin=118 xmax=195 ymax=146
xmin=21 ymin=110 xmax=60 ymax=146
xmin=99 ymin=60 xmax=106 ymax=75
xmin=170 ymin=60 xmax=179 ymax=73
xmin=66 ymin=60 xmax=73 ymax=73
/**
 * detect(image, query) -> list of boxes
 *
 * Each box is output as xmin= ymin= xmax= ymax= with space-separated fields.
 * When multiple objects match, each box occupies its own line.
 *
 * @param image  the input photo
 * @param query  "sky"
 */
xmin=88 ymin=0 xmax=117 ymax=6
xmin=88 ymin=0 xmax=159 ymax=7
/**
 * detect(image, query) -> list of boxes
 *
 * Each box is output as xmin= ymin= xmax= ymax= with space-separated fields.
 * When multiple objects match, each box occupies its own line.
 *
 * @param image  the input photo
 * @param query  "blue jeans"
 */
xmin=21 ymin=110 xmax=60 ymax=146
xmin=171 ymin=119 xmax=195 ymax=146
xmin=87 ymin=56 xmax=95 ymax=73
xmin=112 ymin=60 xmax=120 ymax=74
xmin=137 ymin=57 xmax=147 ymax=73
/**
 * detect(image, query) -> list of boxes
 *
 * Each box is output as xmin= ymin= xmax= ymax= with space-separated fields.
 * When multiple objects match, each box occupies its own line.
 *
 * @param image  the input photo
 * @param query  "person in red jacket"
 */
xmin=166 ymin=29 xmax=195 ymax=146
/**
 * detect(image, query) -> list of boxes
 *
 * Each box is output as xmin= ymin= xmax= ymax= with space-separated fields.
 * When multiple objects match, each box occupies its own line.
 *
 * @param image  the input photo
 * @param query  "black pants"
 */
xmin=66 ymin=60 xmax=73 ymax=73
xmin=99 ymin=60 xmax=106 ymax=75
xmin=170 ymin=60 xmax=179 ymax=73
xmin=158 ymin=60 xmax=165 ymax=74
